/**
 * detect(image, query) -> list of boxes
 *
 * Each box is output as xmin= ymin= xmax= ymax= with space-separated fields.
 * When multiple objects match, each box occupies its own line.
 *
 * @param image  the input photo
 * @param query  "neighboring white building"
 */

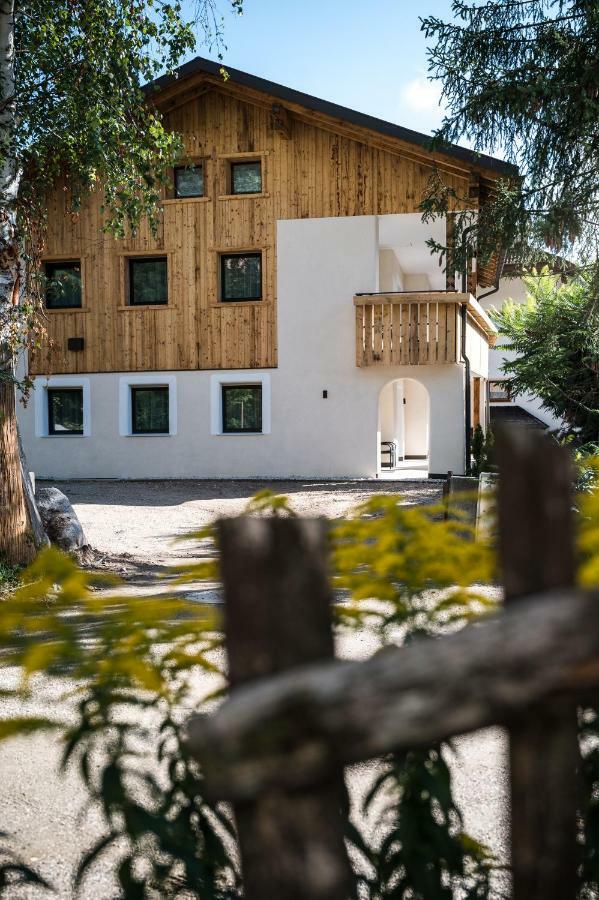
xmin=478 ymin=275 xmax=563 ymax=433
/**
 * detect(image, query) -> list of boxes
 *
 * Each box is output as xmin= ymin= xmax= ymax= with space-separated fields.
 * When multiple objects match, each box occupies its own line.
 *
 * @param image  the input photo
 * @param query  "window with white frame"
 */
xmin=210 ymin=372 xmax=271 ymax=435
xmin=34 ymin=376 xmax=91 ymax=437
xmin=119 ymin=375 xmax=177 ymax=436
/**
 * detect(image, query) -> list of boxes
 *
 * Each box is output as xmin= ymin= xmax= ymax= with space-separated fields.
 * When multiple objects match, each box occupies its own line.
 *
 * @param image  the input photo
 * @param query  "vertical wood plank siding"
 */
xmin=33 ymin=88 xmax=473 ymax=375
xmin=355 ymin=298 xmax=460 ymax=366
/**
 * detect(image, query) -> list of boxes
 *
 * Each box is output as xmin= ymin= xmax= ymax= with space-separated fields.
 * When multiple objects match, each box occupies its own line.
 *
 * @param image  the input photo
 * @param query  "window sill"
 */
xmin=44 ymin=307 xmax=90 ymax=314
xmin=41 ymin=433 xmax=88 ymax=438
xmin=162 ymin=197 xmax=211 ymax=205
xmin=215 ymin=431 xmax=265 ymax=437
xmin=218 ymin=193 xmax=270 ymax=201
xmin=209 ymin=300 xmax=263 ymax=308
xmin=117 ymin=305 xmax=177 ymax=311
xmin=123 ymin=432 xmax=176 ymax=438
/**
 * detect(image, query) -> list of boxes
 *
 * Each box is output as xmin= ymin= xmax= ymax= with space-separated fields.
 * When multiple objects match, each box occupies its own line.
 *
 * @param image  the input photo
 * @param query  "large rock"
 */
xmin=35 ymin=487 xmax=89 ymax=554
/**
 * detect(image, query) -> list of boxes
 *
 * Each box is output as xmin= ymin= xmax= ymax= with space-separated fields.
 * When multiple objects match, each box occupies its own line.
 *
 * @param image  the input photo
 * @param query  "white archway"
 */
xmin=377 ymin=377 xmax=430 ymax=477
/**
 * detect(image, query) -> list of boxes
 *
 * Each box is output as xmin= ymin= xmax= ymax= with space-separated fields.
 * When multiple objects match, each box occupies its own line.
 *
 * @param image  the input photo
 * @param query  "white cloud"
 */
xmin=400 ymin=76 xmax=442 ymax=113
xmin=397 ymin=75 xmax=444 ymax=135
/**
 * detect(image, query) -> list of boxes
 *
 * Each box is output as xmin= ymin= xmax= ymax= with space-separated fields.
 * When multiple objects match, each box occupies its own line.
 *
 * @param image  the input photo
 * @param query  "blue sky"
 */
xmin=185 ymin=0 xmax=454 ymax=138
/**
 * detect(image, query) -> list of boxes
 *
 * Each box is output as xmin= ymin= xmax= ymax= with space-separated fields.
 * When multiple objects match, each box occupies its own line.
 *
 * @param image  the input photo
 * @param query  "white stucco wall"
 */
xmin=379 ymin=249 xmax=404 ymax=292
xmin=403 ymin=378 xmax=429 ymax=457
xmin=18 ymin=214 xmax=471 ymax=479
xmin=464 ymin=318 xmax=489 ymax=379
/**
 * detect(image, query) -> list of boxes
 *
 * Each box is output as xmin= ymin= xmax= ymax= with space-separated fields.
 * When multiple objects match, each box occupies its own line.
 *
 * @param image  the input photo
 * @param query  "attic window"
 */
xmin=230 ymin=160 xmax=262 ymax=195
xmin=174 ymin=164 xmax=204 ymax=198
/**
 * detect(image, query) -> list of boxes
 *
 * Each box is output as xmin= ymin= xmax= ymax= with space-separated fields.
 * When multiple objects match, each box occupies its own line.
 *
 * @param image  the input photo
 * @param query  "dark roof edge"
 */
xmin=144 ymin=56 xmax=517 ymax=178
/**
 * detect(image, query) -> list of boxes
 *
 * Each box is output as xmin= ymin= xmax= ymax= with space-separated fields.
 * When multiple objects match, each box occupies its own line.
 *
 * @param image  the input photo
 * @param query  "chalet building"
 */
xmin=18 ymin=57 xmax=532 ymax=480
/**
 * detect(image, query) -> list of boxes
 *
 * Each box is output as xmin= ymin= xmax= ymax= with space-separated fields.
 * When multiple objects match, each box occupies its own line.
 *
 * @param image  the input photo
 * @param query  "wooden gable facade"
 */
xmin=33 ymin=60 xmax=512 ymax=376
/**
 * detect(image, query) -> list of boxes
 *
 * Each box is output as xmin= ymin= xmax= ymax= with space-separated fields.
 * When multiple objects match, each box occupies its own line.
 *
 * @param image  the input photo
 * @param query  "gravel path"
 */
xmin=45 ymin=478 xmax=443 ymax=571
xmin=0 ymin=479 xmax=508 ymax=898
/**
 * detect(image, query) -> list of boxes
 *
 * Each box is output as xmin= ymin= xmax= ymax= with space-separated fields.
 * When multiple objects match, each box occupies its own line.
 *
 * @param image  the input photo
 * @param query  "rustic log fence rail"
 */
xmin=187 ymin=430 xmax=593 ymax=900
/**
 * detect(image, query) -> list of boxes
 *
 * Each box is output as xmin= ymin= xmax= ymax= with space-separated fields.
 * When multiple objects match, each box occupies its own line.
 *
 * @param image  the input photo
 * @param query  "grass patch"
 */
xmin=0 ymin=559 xmax=22 ymax=595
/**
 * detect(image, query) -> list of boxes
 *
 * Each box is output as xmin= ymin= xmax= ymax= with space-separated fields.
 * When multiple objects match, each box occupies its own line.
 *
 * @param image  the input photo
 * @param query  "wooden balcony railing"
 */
xmin=354 ymin=291 xmax=496 ymax=367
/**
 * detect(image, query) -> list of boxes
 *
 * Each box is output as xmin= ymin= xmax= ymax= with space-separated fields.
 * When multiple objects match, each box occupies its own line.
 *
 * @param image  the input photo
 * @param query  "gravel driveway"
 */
xmin=0 ymin=479 xmax=508 ymax=898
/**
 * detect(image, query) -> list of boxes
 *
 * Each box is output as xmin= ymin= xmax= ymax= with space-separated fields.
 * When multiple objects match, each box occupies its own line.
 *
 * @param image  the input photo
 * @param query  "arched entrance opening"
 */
xmin=377 ymin=377 xmax=430 ymax=478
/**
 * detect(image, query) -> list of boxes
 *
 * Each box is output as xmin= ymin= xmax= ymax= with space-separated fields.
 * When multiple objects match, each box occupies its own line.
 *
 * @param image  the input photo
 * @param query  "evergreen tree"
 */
xmin=421 ymin=1 xmax=599 ymax=274
xmin=492 ymin=270 xmax=599 ymax=441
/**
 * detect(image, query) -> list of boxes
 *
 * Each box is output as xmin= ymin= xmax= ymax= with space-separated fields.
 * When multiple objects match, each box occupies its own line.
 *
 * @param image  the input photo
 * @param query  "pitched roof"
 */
xmin=145 ymin=56 xmax=517 ymax=178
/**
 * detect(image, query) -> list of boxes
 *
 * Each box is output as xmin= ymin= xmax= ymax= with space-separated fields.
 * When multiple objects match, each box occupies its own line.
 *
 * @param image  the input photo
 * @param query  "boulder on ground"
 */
xmin=35 ymin=487 xmax=89 ymax=555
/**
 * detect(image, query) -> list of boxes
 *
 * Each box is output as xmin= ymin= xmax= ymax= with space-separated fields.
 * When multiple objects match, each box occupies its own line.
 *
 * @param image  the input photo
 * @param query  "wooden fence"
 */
xmin=188 ymin=429 xmax=595 ymax=900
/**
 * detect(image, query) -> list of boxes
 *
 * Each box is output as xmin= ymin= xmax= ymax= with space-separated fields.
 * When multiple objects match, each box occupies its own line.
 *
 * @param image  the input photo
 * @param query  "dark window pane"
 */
xmin=231 ymin=161 xmax=262 ymax=194
xmin=131 ymin=387 xmax=169 ymax=434
xmin=221 ymin=253 xmax=262 ymax=301
xmin=129 ymin=258 xmax=168 ymax=305
xmin=45 ymin=261 xmax=82 ymax=309
xmin=222 ymin=385 xmax=262 ymax=433
xmin=174 ymin=165 xmax=203 ymax=198
xmin=48 ymin=388 xmax=83 ymax=435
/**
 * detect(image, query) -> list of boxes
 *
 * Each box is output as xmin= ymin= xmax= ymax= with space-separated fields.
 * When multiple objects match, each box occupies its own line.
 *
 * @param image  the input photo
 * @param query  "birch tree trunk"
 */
xmin=0 ymin=0 xmax=36 ymax=564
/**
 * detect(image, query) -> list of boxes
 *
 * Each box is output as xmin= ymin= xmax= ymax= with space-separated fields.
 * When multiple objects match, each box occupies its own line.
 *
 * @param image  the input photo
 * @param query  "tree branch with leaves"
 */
xmin=0 ymin=0 xmax=243 ymax=563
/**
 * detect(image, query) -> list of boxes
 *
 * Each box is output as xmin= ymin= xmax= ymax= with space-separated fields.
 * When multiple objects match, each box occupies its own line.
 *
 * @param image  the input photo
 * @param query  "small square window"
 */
xmin=45 ymin=261 xmax=82 ymax=309
xmin=174 ymin=164 xmax=204 ymax=198
xmin=222 ymin=385 xmax=262 ymax=433
xmin=220 ymin=253 xmax=262 ymax=302
xmin=131 ymin=386 xmax=170 ymax=434
xmin=48 ymin=388 xmax=84 ymax=435
xmin=129 ymin=258 xmax=168 ymax=306
xmin=230 ymin=161 xmax=262 ymax=195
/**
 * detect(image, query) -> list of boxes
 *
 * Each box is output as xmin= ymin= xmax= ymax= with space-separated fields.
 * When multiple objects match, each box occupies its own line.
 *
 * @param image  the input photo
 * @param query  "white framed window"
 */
xmin=119 ymin=374 xmax=177 ymax=436
xmin=210 ymin=372 xmax=271 ymax=435
xmin=34 ymin=376 xmax=91 ymax=437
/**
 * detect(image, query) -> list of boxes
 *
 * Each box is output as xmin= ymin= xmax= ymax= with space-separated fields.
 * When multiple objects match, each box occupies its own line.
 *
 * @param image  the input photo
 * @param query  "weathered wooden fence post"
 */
xmin=496 ymin=427 xmax=579 ymax=898
xmin=217 ymin=516 xmax=353 ymax=900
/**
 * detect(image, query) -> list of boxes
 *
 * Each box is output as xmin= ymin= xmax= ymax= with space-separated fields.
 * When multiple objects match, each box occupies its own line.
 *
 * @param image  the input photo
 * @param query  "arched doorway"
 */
xmin=377 ymin=377 xmax=430 ymax=478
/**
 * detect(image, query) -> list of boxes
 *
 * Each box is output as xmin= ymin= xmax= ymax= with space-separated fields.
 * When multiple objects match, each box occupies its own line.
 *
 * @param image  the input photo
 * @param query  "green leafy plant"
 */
xmin=491 ymin=270 xmax=599 ymax=442
xmin=471 ymin=426 xmax=495 ymax=478
xmin=0 ymin=560 xmax=21 ymax=595
xmin=0 ymin=547 xmax=238 ymax=897
xmin=1 ymin=481 xmax=598 ymax=898
xmin=332 ymin=495 xmax=502 ymax=898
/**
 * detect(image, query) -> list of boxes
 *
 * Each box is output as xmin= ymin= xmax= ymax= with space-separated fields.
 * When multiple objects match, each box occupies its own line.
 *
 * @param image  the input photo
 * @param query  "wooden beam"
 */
xmin=270 ymin=103 xmax=292 ymax=139
xmin=496 ymin=427 xmax=578 ymax=900
xmin=187 ymin=584 xmax=599 ymax=803
xmin=215 ymin=517 xmax=353 ymax=900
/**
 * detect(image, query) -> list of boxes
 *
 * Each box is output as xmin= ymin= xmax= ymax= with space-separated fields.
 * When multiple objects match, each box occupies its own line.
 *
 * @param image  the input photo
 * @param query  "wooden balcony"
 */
xmin=354 ymin=292 xmax=496 ymax=367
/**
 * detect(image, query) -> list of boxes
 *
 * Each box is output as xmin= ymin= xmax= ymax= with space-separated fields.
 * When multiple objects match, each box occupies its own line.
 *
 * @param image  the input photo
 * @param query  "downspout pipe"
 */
xmin=473 ymin=248 xmax=508 ymax=431
xmin=460 ymin=225 xmax=476 ymax=476
xmin=461 ymin=302 xmax=472 ymax=475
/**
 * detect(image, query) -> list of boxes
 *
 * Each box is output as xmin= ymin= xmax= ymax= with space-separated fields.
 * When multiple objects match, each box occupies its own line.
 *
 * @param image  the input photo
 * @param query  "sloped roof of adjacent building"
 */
xmin=490 ymin=406 xmax=549 ymax=430
xmin=145 ymin=56 xmax=517 ymax=179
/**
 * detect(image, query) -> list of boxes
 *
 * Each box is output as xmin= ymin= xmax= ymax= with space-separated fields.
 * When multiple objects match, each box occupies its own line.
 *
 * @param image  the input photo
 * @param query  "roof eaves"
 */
xmin=144 ymin=56 xmax=517 ymax=178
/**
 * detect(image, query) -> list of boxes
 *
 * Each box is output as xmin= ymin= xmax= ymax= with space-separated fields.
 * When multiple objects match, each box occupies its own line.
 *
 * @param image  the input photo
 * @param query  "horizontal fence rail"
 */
xmin=188 ymin=585 xmax=599 ymax=803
